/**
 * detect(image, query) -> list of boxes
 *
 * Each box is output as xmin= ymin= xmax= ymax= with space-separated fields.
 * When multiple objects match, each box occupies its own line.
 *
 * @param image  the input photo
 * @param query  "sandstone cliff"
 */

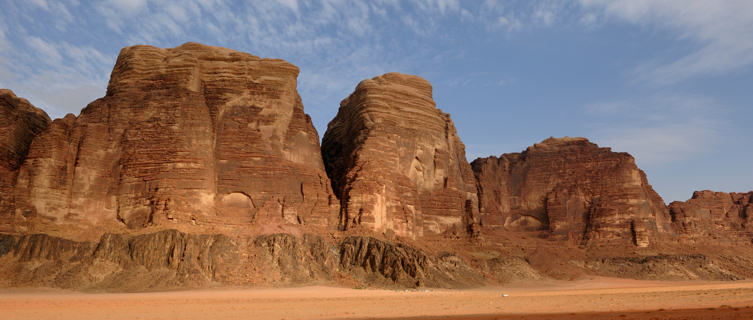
xmin=9 ymin=43 xmax=338 ymax=238
xmin=2 ymin=43 xmax=752 ymax=291
xmin=322 ymin=73 xmax=479 ymax=239
xmin=472 ymin=137 xmax=672 ymax=247
xmin=0 ymin=90 xmax=51 ymax=232
xmin=669 ymin=190 xmax=753 ymax=243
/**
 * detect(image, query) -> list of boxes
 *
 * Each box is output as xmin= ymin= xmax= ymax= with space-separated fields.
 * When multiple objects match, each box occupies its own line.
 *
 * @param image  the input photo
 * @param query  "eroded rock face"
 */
xmin=0 ymin=229 xmax=240 ymax=289
xmin=669 ymin=191 xmax=753 ymax=243
xmin=0 ymin=230 xmax=484 ymax=290
xmin=472 ymin=137 xmax=671 ymax=247
xmin=252 ymin=233 xmax=338 ymax=284
xmin=338 ymin=236 xmax=484 ymax=288
xmin=322 ymin=73 xmax=479 ymax=238
xmin=0 ymin=90 xmax=51 ymax=231
xmin=10 ymin=43 xmax=338 ymax=236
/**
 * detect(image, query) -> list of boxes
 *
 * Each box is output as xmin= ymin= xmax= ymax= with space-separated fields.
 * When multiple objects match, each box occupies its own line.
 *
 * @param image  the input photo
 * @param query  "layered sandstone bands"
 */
xmin=9 ymin=43 xmax=338 ymax=238
xmin=0 ymin=90 xmax=51 ymax=231
xmin=322 ymin=73 xmax=479 ymax=239
xmin=472 ymin=137 xmax=672 ymax=247
xmin=670 ymin=191 xmax=753 ymax=243
xmin=3 ymin=42 xmax=753 ymax=291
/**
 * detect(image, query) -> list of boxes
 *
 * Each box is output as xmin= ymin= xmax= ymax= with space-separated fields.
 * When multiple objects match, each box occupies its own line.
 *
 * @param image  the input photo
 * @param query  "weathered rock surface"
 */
xmin=3 ymin=42 xmax=753 ymax=291
xmin=0 ymin=90 xmax=51 ymax=231
xmin=8 ymin=43 xmax=338 ymax=237
xmin=585 ymin=254 xmax=749 ymax=281
xmin=252 ymin=233 xmax=339 ymax=284
xmin=0 ymin=230 xmax=484 ymax=290
xmin=472 ymin=137 xmax=672 ymax=247
xmin=669 ymin=191 xmax=753 ymax=243
xmin=338 ymin=236 xmax=484 ymax=288
xmin=322 ymin=73 xmax=479 ymax=238
xmin=0 ymin=229 xmax=240 ymax=290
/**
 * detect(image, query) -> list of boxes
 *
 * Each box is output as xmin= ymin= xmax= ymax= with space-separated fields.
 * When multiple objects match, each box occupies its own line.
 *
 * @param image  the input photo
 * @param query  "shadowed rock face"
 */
xmin=472 ymin=137 xmax=672 ymax=247
xmin=0 ymin=229 xmax=484 ymax=290
xmin=322 ymin=73 xmax=479 ymax=239
xmin=0 ymin=90 xmax=51 ymax=231
xmin=670 ymin=191 xmax=753 ymax=243
xmin=4 ymin=42 xmax=753 ymax=291
xmin=9 ymin=43 xmax=338 ymax=236
xmin=0 ymin=229 xmax=239 ymax=289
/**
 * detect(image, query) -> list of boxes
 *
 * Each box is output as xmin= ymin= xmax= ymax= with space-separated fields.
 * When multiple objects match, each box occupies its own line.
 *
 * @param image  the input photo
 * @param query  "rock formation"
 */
xmin=0 ymin=90 xmax=51 ymax=232
xmin=0 ymin=229 xmax=484 ymax=290
xmin=3 ymin=42 xmax=753 ymax=291
xmin=321 ymin=73 xmax=479 ymax=239
xmin=669 ymin=191 xmax=753 ymax=243
xmin=8 ymin=43 xmax=338 ymax=238
xmin=472 ymin=137 xmax=672 ymax=247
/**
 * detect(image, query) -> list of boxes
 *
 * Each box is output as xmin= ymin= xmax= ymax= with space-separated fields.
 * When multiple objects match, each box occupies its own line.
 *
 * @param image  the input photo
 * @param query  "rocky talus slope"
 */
xmin=0 ymin=229 xmax=483 ymax=290
xmin=1 ymin=43 xmax=752 ymax=291
xmin=322 ymin=73 xmax=480 ymax=238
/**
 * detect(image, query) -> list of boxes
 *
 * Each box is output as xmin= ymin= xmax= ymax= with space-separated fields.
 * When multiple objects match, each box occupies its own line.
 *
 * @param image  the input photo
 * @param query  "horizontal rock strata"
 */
xmin=2 ymin=42 xmax=752 ymax=291
xmin=322 ymin=73 xmax=479 ymax=239
xmin=472 ymin=137 xmax=672 ymax=247
xmin=7 ymin=43 xmax=338 ymax=237
xmin=0 ymin=90 xmax=51 ymax=232
xmin=670 ymin=191 xmax=753 ymax=244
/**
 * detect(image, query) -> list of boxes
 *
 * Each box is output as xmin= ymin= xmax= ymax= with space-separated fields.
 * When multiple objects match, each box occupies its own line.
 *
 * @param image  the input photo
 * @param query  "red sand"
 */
xmin=2 ymin=278 xmax=752 ymax=320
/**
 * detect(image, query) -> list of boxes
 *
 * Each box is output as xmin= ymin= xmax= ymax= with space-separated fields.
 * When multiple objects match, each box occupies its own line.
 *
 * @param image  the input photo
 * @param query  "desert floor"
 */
xmin=1 ymin=278 xmax=752 ymax=320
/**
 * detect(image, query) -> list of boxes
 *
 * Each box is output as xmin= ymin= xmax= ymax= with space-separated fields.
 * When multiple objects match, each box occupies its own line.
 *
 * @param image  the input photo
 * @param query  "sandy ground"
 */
xmin=1 ymin=278 xmax=752 ymax=320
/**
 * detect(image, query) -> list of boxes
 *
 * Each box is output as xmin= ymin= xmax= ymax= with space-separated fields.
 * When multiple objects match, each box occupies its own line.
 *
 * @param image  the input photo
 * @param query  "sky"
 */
xmin=0 ymin=0 xmax=751 ymax=203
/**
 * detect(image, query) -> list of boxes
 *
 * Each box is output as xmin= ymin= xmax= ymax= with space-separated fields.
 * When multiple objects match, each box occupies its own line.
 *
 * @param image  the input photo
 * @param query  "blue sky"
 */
xmin=1 ymin=0 xmax=751 ymax=202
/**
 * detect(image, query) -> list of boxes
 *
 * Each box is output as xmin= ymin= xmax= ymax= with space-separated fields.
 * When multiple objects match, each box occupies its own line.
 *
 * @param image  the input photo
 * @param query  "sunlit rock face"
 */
xmin=0 ymin=89 xmax=51 ymax=232
xmin=9 ymin=43 xmax=338 ymax=237
xmin=472 ymin=137 xmax=672 ymax=247
xmin=670 ymin=190 xmax=753 ymax=244
xmin=322 ymin=73 xmax=480 ymax=239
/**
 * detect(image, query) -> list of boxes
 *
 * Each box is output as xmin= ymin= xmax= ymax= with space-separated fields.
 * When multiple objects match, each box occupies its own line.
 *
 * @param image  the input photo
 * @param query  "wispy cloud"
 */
xmin=0 ymin=24 xmax=8 ymax=53
xmin=497 ymin=77 xmax=516 ymax=87
xmin=586 ymin=94 xmax=726 ymax=166
xmin=9 ymin=0 xmax=746 ymax=130
xmin=2 ymin=0 xmax=476 ymax=122
xmin=25 ymin=37 xmax=64 ymax=66
xmin=581 ymin=0 xmax=753 ymax=85
xmin=0 ymin=0 xmax=561 ymax=129
xmin=496 ymin=15 xmax=523 ymax=32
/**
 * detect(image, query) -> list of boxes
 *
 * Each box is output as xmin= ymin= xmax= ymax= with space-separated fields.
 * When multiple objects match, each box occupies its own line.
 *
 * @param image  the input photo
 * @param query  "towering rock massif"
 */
xmin=0 ymin=90 xmax=51 ymax=231
xmin=3 ymin=43 xmax=753 ymax=290
xmin=322 ymin=73 xmax=479 ymax=239
xmin=670 ymin=191 xmax=753 ymax=243
xmin=8 ymin=43 xmax=338 ymax=238
xmin=472 ymin=137 xmax=672 ymax=247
